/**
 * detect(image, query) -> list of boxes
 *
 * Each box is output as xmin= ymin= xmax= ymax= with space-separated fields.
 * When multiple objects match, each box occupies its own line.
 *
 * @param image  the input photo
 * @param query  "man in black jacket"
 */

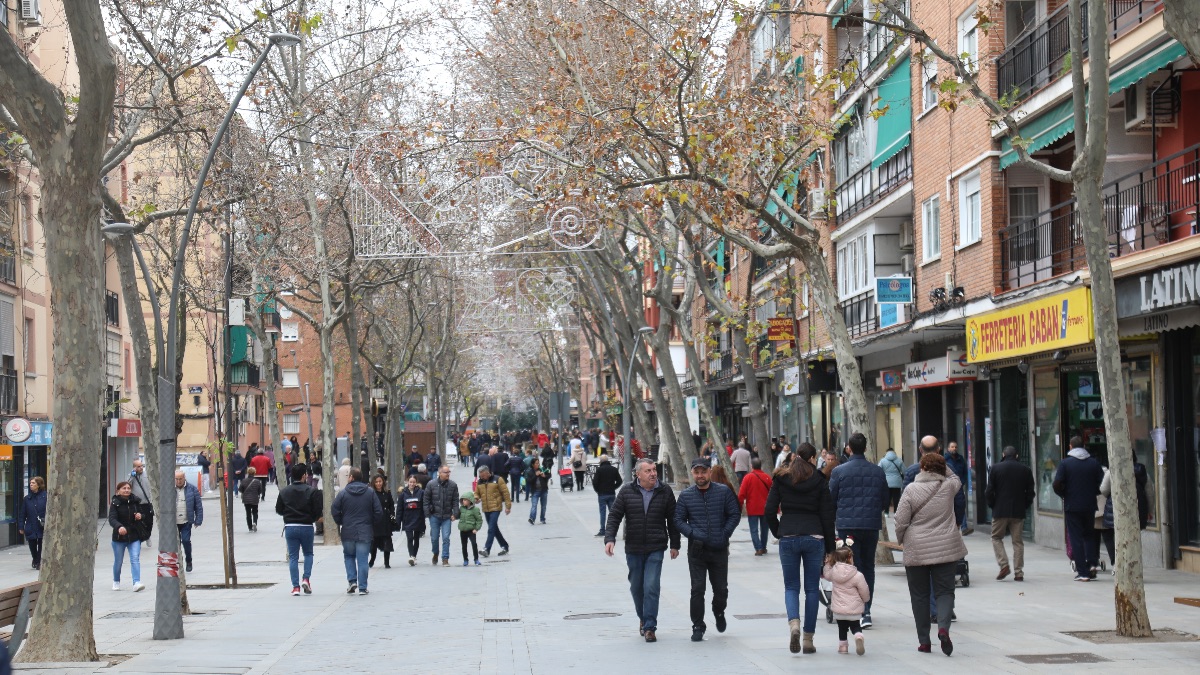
xmin=276 ymin=464 xmax=323 ymax=595
xmin=675 ymin=458 xmax=741 ymax=642
xmin=604 ymin=458 xmax=680 ymax=643
xmin=592 ymin=454 xmax=623 ymax=537
xmin=986 ymin=446 xmax=1035 ymax=581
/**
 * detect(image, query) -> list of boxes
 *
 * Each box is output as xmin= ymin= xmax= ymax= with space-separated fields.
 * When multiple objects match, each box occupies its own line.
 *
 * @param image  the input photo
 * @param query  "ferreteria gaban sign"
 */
xmin=965 ymin=287 xmax=1093 ymax=363
xmin=1115 ymin=257 xmax=1200 ymax=318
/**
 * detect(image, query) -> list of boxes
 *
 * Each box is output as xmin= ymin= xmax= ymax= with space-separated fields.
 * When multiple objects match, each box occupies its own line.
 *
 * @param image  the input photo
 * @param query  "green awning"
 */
xmin=871 ymin=56 xmax=912 ymax=170
xmin=1000 ymin=39 xmax=1186 ymax=169
xmin=831 ymin=0 xmax=850 ymax=26
xmin=226 ymin=325 xmax=249 ymax=365
xmin=716 ymin=239 xmax=725 ymax=272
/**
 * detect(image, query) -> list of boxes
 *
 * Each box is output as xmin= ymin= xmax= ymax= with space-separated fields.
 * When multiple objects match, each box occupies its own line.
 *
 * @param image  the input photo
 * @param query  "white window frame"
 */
xmin=958 ymin=170 xmax=982 ymax=248
xmin=922 ymin=194 xmax=941 ymax=263
xmin=836 ymin=233 xmax=871 ymax=300
xmin=750 ymin=15 xmax=776 ymax=74
xmin=799 ymin=279 xmax=810 ymax=319
xmin=281 ymin=321 xmax=299 ymax=342
xmin=922 ymin=56 xmax=938 ymax=111
xmin=281 ymin=368 xmax=300 ymax=388
xmin=282 ymin=414 xmax=300 ymax=435
xmin=958 ymin=5 xmax=979 ymax=71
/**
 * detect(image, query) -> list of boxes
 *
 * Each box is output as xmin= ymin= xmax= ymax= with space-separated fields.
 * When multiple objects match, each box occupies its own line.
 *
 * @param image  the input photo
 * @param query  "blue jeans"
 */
xmin=779 ymin=536 xmax=825 ymax=633
xmin=178 ymin=522 xmax=193 ymax=565
xmin=342 ymin=539 xmax=371 ymax=589
xmin=112 ymin=539 xmax=141 ymax=584
xmin=509 ymin=474 xmax=523 ymax=502
xmin=484 ymin=510 xmax=509 ymax=552
xmin=626 ymin=550 xmax=665 ymax=631
xmin=285 ymin=525 xmax=315 ymax=587
xmin=429 ymin=516 xmax=453 ymax=560
xmin=748 ymin=516 xmax=767 ymax=551
xmin=529 ymin=490 xmax=547 ymax=522
xmin=598 ymin=494 xmax=616 ymax=532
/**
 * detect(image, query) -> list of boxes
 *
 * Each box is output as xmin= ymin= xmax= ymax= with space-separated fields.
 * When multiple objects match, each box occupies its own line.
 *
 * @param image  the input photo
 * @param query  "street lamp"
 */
xmin=101 ymin=222 xmax=163 ymax=361
xmin=623 ymin=326 xmax=655 ymax=482
xmin=120 ymin=31 xmax=301 ymax=641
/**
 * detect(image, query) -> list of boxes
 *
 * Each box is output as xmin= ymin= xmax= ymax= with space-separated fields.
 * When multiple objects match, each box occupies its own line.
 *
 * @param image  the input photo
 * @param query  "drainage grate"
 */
xmin=733 ymin=613 xmax=787 ymax=620
xmin=485 ymin=559 xmax=512 ymax=564
xmin=187 ymin=582 xmax=277 ymax=590
xmin=1009 ymin=653 xmax=1110 ymax=665
xmin=564 ymin=612 xmax=622 ymax=620
xmin=485 ymin=618 xmax=521 ymax=623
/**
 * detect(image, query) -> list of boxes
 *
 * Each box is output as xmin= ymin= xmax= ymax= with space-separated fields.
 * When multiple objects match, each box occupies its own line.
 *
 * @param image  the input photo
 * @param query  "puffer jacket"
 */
xmin=423 ymin=478 xmax=461 ymax=519
xmin=764 ymin=469 xmax=836 ymax=554
xmin=674 ymin=482 xmax=741 ymax=549
xmin=829 ymin=454 xmax=890 ymax=531
xmin=904 ymin=456 xmax=966 ymax=522
xmin=878 ymin=450 xmax=905 ymax=488
xmin=895 ymin=471 xmax=968 ymax=567
xmin=331 ymin=482 xmax=383 ymax=542
xmin=604 ymin=481 xmax=681 ymax=555
xmin=823 ymin=562 xmax=870 ymax=618
xmin=108 ymin=494 xmax=143 ymax=543
xmin=458 ymin=498 xmax=484 ymax=532
xmin=240 ymin=476 xmax=263 ymax=506
xmin=398 ymin=487 xmax=426 ymax=532
xmin=475 ymin=474 xmax=511 ymax=513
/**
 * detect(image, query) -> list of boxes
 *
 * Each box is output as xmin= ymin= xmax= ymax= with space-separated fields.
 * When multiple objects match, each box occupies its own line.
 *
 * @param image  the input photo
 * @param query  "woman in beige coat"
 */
xmin=895 ymin=452 xmax=967 ymax=657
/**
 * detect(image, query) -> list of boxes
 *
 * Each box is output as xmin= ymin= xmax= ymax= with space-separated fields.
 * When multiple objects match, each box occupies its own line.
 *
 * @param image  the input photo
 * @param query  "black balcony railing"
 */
xmin=230 ymin=362 xmax=261 ymax=387
xmin=0 ymin=250 xmax=14 ymax=285
xmin=104 ymin=290 xmax=120 ymax=327
xmin=707 ymin=351 xmax=736 ymax=382
xmin=997 ymin=1 xmax=1163 ymax=102
xmin=836 ymin=145 xmax=912 ymax=221
xmin=0 ymin=367 xmax=16 ymax=413
xmin=1000 ymin=142 xmax=1200 ymax=290
xmin=839 ymin=290 xmax=879 ymax=338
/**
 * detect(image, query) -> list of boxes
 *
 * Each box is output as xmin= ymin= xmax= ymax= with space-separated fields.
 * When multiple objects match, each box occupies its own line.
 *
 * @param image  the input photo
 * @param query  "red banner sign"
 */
xmin=767 ymin=318 xmax=796 ymax=343
xmin=114 ymin=419 xmax=143 ymax=437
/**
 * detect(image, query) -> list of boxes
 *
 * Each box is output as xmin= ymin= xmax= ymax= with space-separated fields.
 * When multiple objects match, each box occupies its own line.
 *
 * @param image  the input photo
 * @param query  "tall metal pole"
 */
xmin=152 ymin=34 xmax=298 ymax=639
xmin=222 ymin=210 xmax=238 ymax=588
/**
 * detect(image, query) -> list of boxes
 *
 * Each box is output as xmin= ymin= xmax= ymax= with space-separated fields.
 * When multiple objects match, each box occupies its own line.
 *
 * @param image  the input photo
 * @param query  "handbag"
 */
xmin=134 ymin=501 xmax=155 ymax=542
xmin=572 ymin=460 xmax=583 ymax=469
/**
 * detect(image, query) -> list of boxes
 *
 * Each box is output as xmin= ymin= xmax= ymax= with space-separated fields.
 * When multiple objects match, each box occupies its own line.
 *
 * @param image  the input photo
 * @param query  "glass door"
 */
xmin=1033 ymin=367 xmax=1063 ymax=511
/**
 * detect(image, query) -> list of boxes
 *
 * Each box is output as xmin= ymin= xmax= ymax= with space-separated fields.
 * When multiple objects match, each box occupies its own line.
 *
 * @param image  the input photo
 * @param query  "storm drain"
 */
xmin=564 ymin=613 xmax=621 ymax=620
xmin=733 ymin=613 xmax=787 ymax=620
xmin=485 ymin=618 xmax=521 ymax=623
xmin=1008 ymin=653 xmax=1110 ymax=665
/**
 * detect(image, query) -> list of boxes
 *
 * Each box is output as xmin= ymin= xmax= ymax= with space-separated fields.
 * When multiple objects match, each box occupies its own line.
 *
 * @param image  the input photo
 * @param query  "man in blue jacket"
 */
xmin=175 ymin=471 xmax=204 ymax=573
xmin=675 ymin=457 xmax=741 ymax=642
xmin=829 ymin=432 xmax=890 ymax=629
xmin=332 ymin=468 xmax=383 ymax=594
xmin=1053 ymin=436 xmax=1104 ymax=581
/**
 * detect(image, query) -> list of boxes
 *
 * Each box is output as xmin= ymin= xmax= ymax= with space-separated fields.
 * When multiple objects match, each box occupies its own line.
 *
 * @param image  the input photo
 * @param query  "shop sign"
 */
xmin=3 ymin=419 xmax=53 ymax=446
xmin=875 ymin=276 xmax=913 ymax=304
xmin=904 ymin=349 xmax=977 ymax=389
xmin=0 ymin=444 xmax=11 ymax=460
xmin=1116 ymin=257 xmax=1200 ymax=317
xmin=965 ymin=287 xmax=1093 ymax=363
xmin=946 ymin=349 xmax=977 ymax=380
xmin=781 ymin=366 xmax=801 ymax=396
xmin=108 ymin=418 xmax=143 ymax=438
xmin=1118 ymin=305 xmax=1200 ymax=337
xmin=879 ymin=369 xmax=904 ymax=391
xmin=767 ymin=318 xmax=797 ymax=343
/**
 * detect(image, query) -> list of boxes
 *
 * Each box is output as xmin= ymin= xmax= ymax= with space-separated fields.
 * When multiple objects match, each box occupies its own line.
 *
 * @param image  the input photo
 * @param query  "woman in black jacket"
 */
xmin=108 ymin=481 xmax=146 ymax=592
xmin=369 ymin=475 xmax=396 ymax=568
xmin=764 ymin=442 xmax=835 ymax=655
xmin=398 ymin=476 xmax=426 ymax=565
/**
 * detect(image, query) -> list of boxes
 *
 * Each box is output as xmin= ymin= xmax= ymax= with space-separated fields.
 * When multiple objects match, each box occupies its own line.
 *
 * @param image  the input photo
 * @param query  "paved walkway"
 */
xmin=3 ymin=463 xmax=1199 ymax=673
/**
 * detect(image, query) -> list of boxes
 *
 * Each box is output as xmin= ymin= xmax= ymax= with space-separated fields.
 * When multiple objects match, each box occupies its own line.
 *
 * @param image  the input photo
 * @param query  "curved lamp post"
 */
xmin=623 ymin=326 xmax=655 ymax=481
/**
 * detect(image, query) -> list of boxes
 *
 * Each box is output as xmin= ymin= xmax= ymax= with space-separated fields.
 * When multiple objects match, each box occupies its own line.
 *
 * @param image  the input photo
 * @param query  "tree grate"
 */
xmin=1008 ymin=653 xmax=1110 ymax=664
xmin=187 ymin=582 xmax=277 ymax=590
xmin=485 ymin=618 xmax=521 ymax=623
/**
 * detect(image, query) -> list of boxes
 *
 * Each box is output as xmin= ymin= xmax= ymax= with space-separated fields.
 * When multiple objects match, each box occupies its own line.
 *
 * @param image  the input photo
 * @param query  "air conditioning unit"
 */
xmin=808 ymin=189 xmax=827 ymax=219
xmin=1125 ymin=73 xmax=1176 ymax=133
xmin=19 ymin=0 xmax=40 ymax=23
xmin=740 ymin=406 xmax=752 ymax=418
xmin=898 ymin=223 xmax=914 ymax=251
xmin=736 ymin=386 xmax=748 ymax=403
xmin=901 ymin=253 xmax=915 ymax=275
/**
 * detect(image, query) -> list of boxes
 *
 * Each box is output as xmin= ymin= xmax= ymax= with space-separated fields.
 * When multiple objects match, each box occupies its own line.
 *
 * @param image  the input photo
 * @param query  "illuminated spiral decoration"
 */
xmin=548 ymin=205 xmax=600 ymax=250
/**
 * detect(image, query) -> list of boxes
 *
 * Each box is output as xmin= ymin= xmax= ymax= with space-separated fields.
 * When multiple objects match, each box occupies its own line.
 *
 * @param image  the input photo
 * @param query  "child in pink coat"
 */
xmin=823 ymin=543 xmax=871 ymax=655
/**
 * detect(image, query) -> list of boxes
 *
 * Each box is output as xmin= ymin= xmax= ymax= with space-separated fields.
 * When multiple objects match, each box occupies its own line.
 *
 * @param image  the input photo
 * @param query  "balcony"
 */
xmin=230 ymin=362 xmax=261 ymax=387
xmin=833 ymin=2 xmax=909 ymax=103
xmin=0 ymin=367 xmax=16 ymax=413
xmin=839 ymin=290 xmax=879 ymax=338
xmin=0 ymin=241 xmax=14 ymax=284
xmin=707 ymin=350 xmax=735 ymax=383
xmin=835 ymin=145 xmax=912 ymax=221
xmin=1000 ymin=142 xmax=1200 ymax=290
xmin=997 ymin=1 xmax=1163 ymax=103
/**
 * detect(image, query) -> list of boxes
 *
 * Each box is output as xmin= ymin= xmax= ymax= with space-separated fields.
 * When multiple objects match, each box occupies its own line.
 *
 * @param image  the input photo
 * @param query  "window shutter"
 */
xmin=0 ymin=297 xmax=13 ymax=356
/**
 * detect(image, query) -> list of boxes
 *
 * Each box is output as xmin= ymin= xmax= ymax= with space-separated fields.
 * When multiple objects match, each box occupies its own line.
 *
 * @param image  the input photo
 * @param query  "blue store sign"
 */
xmin=3 ymin=418 xmax=54 ymax=445
xmin=875 ymin=276 xmax=913 ymax=304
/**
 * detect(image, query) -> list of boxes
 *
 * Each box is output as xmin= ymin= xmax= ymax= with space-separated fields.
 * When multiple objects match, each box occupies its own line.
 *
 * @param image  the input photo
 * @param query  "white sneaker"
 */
xmin=133 ymin=582 xmax=145 ymax=592
xmin=112 ymin=582 xmax=121 ymax=591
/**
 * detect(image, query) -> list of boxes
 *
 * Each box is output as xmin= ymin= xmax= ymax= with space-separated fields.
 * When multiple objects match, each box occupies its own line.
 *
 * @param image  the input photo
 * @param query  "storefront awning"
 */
xmin=999 ymin=40 xmax=1187 ymax=170
xmin=872 ymin=57 xmax=912 ymax=170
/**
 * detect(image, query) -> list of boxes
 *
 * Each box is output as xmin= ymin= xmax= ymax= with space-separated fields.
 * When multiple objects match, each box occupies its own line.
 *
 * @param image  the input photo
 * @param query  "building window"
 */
xmin=958 ymin=5 xmax=979 ymax=71
xmin=106 ymin=332 xmax=122 ymax=387
xmin=124 ymin=345 xmax=132 ymax=387
xmin=283 ymin=413 xmax=300 ymax=435
xmin=958 ymin=170 xmax=982 ymax=246
xmin=922 ymin=56 xmax=938 ymax=111
xmin=281 ymin=368 xmax=300 ymax=388
xmin=836 ymin=233 xmax=870 ymax=299
xmin=799 ymin=279 xmax=810 ymax=318
xmin=105 ymin=290 xmax=120 ymax=327
xmin=281 ymin=321 xmax=299 ymax=342
xmin=922 ymin=194 xmax=941 ymax=262
xmin=1009 ymin=186 xmax=1042 ymax=263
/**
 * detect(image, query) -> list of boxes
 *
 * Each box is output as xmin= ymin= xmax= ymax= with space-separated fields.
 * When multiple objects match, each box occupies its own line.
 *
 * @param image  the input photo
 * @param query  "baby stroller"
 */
xmin=820 ymin=576 xmax=834 ymax=623
xmin=955 ymin=558 xmax=970 ymax=587
xmin=558 ymin=468 xmax=575 ymax=492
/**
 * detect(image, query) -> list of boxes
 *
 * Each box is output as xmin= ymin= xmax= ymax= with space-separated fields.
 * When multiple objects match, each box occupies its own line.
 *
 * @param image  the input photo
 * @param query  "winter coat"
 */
xmin=604 ymin=481 xmax=681 ymax=555
xmin=986 ymin=456 xmax=1035 ymax=519
xmin=829 ymin=454 xmax=890 ymax=531
xmin=592 ymin=462 xmax=622 ymax=496
xmin=737 ymin=469 xmax=772 ymax=516
xmin=250 ymin=454 xmax=271 ymax=479
xmin=675 ymin=482 xmax=741 ymax=549
xmin=130 ymin=472 xmax=152 ymax=504
xmin=895 ymin=471 xmax=968 ymax=567
xmin=178 ymin=482 xmax=204 ymax=525
xmin=730 ymin=447 xmax=752 ymax=473
xmin=764 ymin=470 xmax=836 ymax=554
xmin=20 ymin=489 xmax=47 ymax=539
xmin=1053 ymin=449 xmax=1104 ymax=513
xmin=458 ymin=501 xmax=484 ymax=532
xmin=425 ymin=452 xmax=442 ymax=475
xmin=570 ymin=446 xmax=588 ymax=472
xmin=413 ymin=472 xmax=431 ymax=490
xmin=476 ymin=475 xmax=512 ymax=513
xmin=331 ymin=482 xmax=383 ymax=542
xmin=422 ymin=478 xmax=461 ymax=520
xmin=335 ymin=463 xmax=353 ymax=490
xmin=231 ymin=452 xmax=247 ymax=479
xmin=878 ymin=450 xmax=905 ymax=489
xmin=525 ymin=466 xmax=551 ymax=493
xmin=275 ymin=482 xmax=322 ymax=524
xmin=904 ymin=457 xmax=966 ymax=522
xmin=398 ymin=487 xmax=426 ymax=532
xmin=240 ymin=476 xmax=264 ymax=505
xmin=373 ymin=489 xmax=396 ymax=538
xmin=945 ymin=452 xmax=968 ymax=487
xmin=507 ymin=453 xmax=526 ymax=476
xmin=108 ymin=494 xmax=143 ymax=543
xmin=823 ymin=562 xmax=871 ymax=619
xmin=1100 ymin=462 xmax=1150 ymax=529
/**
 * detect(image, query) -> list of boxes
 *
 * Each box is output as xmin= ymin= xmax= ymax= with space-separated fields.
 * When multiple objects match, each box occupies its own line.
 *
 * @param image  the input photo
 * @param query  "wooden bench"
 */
xmin=1175 ymin=597 xmax=1200 ymax=609
xmin=0 ymin=581 xmax=41 ymax=659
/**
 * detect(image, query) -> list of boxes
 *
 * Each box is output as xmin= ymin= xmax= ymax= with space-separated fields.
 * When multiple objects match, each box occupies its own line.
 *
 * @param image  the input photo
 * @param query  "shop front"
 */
xmin=1 ymin=418 xmax=52 ymax=549
xmin=777 ymin=365 xmax=806 ymax=449
xmin=806 ymin=360 xmax=844 ymax=452
xmin=904 ymin=347 xmax=978 ymax=523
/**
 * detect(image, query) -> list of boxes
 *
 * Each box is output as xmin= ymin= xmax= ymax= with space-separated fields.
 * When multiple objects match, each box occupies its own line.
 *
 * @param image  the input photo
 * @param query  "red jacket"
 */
xmin=249 ymin=454 xmax=271 ymax=478
xmin=737 ymin=469 xmax=773 ymax=516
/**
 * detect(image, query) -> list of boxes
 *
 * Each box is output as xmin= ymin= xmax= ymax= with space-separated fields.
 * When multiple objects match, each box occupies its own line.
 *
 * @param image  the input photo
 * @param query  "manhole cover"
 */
xmin=485 ymin=618 xmax=521 ymax=623
xmin=1009 ymin=653 xmax=1110 ymax=664
xmin=100 ymin=611 xmax=153 ymax=620
xmin=564 ymin=612 xmax=622 ymax=620
xmin=733 ymin=613 xmax=787 ymax=620
xmin=187 ymin=582 xmax=277 ymax=590
xmin=1063 ymin=628 xmax=1199 ymax=644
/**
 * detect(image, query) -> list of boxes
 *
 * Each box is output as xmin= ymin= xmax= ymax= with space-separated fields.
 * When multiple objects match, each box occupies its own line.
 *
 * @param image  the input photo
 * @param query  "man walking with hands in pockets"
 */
xmin=675 ymin=458 xmax=741 ymax=642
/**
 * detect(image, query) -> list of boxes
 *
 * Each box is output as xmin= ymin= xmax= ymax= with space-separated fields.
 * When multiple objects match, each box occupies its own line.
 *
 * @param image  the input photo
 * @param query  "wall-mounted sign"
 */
xmin=3 ymin=419 xmax=52 ymax=446
xmin=767 ymin=317 xmax=797 ymax=343
xmin=108 ymin=419 xmax=143 ymax=438
xmin=875 ymin=276 xmax=913 ymax=304
xmin=1116 ymin=257 xmax=1200 ymax=316
xmin=904 ymin=349 xmax=977 ymax=389
xmin=879 ymin=370 xmax=904 ymax=391
xmin=188 ymin=386 xmax=203 ymax=394
xmin=965 ymin=287 xmax=1093 ymax=363
xmin=781 ymin=366 xmax=801 ymax=396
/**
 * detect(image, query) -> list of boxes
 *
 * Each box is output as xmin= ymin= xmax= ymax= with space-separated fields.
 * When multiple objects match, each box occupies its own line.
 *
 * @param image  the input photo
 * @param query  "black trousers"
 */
xmin=837 ymin=619 xmax=862 ymax=640
xmin=905 ymin=562 xmax=956 ymax=644
xmin=461 ymin=531 xmax=479 ymax=561
xmin=574 ymin=470 xmax=586 ymax=489
xmin=28 ymin=538 xmax=42 ymax=566
xmin=244 ymin=504 xmax=259 ymax=530
xmin=405 ymin=529 xmax=421 ymax=557
xmin=687 ymin=544 xmax=729 ymax=631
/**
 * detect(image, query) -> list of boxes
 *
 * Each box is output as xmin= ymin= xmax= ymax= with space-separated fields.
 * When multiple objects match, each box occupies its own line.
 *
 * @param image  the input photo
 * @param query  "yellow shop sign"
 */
xmin=966 ymin=287 xmax=1093 ymax=363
